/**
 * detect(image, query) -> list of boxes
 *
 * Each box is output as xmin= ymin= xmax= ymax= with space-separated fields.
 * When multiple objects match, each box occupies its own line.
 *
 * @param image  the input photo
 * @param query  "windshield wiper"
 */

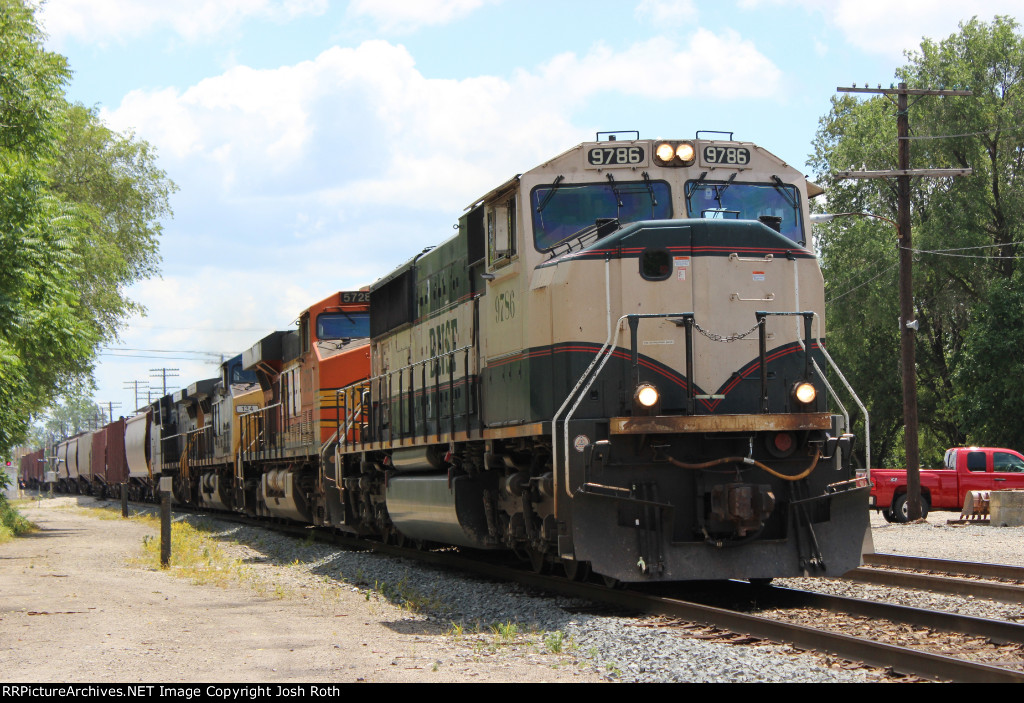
xmin=606 ymin=173 xmax=624 ymax=208
xmin=770 ymin=175 xmax=798 ymax=209
xmin=685 ymin=171 xmax=708 ymax=199
xmin=535 ymin=175 xmax=565 ymax=213
xmin=641 ymin=171 xmax=658 ymax=208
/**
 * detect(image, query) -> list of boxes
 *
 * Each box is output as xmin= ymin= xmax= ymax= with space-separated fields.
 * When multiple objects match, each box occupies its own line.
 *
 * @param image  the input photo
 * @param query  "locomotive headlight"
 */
xmin=793 ymin=382 xmax=817 ymax=405
xmin=655 ymin=142 xmax=676 ymax=162
xmin=633 ymin=383 xmax=661 ymax=415
xmin=637 ymin=385 xmax=659 ymax=407
xmin=654 ymin=141 xmax=696 ymax=166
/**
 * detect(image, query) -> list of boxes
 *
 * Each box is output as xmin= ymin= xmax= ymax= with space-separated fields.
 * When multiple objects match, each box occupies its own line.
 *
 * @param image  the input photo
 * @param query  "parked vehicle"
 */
xmin=869 ymin=447 xmax=1024 ymax=522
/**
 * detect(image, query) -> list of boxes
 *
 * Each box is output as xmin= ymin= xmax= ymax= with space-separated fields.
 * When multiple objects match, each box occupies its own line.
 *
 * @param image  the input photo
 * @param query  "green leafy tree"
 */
xmin=952 ymin=279 xmax=1024 ymax=447
xmin=811 ymin=16 xmax=1024 ymax=465
xmin=0 ymin=0 xmax=174 ymax=456
xmin=51 ymin=104 xmax=172 ymax=339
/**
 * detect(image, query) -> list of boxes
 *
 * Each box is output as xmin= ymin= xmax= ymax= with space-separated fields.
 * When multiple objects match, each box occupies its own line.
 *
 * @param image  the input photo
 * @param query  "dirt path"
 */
xmin=0 ymin=497 xmax=603 ymax=683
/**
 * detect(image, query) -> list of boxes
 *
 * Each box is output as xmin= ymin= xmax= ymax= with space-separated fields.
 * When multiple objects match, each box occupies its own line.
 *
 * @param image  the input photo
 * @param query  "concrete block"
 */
xmin=990 ymin=490 xmax=1024 ymax=527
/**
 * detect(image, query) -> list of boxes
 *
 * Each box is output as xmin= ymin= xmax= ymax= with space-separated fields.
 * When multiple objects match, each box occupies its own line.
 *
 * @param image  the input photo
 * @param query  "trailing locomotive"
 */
xmin=36 ymin=131 xmax=870 ymax=585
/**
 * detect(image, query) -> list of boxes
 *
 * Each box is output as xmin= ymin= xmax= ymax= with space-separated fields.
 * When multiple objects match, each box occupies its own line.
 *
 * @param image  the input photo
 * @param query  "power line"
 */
xmin=128 ymin=324 xmax=268 ymax=332
xmin=901 ymin=122 xmax=1024 ymax=141
xmin=101 ymin=346 xmax=232 ymax=355
xmin=99 ymin=352 xmax=226 ymax=361
xmin=826 ymin=264 xmax=898 ymax=304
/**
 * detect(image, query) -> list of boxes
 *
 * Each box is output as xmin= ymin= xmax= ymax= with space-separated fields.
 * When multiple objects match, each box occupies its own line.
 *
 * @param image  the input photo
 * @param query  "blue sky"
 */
xmin=36 ymin=0 xmax=1023 ymax=417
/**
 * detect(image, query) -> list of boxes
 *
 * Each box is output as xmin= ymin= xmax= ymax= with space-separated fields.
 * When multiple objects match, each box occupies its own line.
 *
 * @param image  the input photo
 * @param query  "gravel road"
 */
xmin=3 ymin=495 xmax=1021 ymax=683
xmin=0 ymin=496 xmax=601 ymax=683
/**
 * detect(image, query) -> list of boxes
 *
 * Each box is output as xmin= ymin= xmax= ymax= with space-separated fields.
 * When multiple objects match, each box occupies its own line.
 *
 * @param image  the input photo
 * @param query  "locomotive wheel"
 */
xmin=528 ymin=548 xmax=549 ymax=575
xmin=601 ymin=575 xmax=623 ymax=589
xmin=562 ymin=558 xmax=591 ymax=582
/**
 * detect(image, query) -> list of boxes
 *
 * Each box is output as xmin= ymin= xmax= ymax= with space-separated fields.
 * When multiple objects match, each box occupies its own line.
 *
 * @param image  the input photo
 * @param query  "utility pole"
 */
xmin=123 ymin=380 xmax=150 ymax=411
xmin=836 ymin=82 xmax=972 ymax=521
xmin=99 ymin=401 xmax=122 ymax=423
xmin=150 ymin=367 xmax=180 ymax=397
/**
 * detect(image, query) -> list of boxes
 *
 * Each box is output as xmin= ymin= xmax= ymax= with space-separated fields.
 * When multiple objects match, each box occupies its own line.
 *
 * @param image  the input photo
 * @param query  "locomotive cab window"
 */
xmin=640 ymin=249 xmax=672 ymax=281
xmin=317 ymin=311 xmax=371 ymax=341
xmin=531 ymin=180 xmax=672 ymax=251
xmin=487 ymin=197 xmax=517 ymax=269
xmin=685 ymin=179 xmax=805 ymax=245
xmin=299 ymin=314 xmax=310 ymax=354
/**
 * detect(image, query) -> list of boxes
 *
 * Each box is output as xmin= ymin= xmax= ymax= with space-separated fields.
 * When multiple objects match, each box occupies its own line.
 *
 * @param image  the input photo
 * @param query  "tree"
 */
xmin=26 ymin=387 xmax=108 ymax=447
xmin=811 ymin=17 xmax=1024 ymax=466
xmin=0 ymin=0 xmax=175 ymax=456
xmin=51 ymin=104 xmax=172 ymax=340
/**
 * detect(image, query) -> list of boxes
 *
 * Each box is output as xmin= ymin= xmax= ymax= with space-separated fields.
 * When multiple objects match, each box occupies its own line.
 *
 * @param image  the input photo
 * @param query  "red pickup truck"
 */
xmin=869 ymin=447 xmax=1024 ymax=522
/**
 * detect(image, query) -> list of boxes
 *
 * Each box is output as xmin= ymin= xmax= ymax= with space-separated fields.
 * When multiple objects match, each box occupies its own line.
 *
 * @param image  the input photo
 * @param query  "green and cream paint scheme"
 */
xmin=345 ymin=134 xmax=870 ymax=582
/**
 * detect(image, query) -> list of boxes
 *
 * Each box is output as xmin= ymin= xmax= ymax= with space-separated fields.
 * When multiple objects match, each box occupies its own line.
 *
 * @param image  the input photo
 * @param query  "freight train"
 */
xmin=25 ymin=131 xmax=872 ymax=584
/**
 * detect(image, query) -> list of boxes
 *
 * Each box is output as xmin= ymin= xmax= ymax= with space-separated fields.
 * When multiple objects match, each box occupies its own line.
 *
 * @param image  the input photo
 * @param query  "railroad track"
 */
xmin=342 ymin=536 xmax=1024 ymax=682
xmin=846 ymin=553 xmax=1024 ymax=605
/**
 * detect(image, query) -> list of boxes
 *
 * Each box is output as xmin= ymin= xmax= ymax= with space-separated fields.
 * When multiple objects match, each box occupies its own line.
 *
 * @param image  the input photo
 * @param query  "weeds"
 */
xmin=544 ymin=630 xmax=565 ymax=653
xmin=490 ymin=621 xmax=518 ymax=644
xmin=135 ymin=520 xmax=236 ymax=586
xmin=0 ymin=498 xmax=34 ymax=542
xmin=371 ymin=576 xmax=445 ymax=614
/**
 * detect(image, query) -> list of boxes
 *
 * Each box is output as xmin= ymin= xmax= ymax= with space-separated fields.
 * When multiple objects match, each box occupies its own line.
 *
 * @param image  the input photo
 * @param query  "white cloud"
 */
xmin=634 ymin=0 xmax=699 ymax=24
xmin=531 ymin=32 xmax=781 ymax=103
xmin=104 ymin=32 xmax=781 ymax=214
xmin=39 ymin=0 xmax=328 ymax=45
xmin=345 ymin=0 xmax=496 ymax=34
xmin=744 ymin=0 xmax=1024 ymax=58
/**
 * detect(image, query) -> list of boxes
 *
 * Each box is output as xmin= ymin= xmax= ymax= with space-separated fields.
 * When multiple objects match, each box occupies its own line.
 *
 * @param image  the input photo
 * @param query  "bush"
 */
xmin=0 ymin=497 xmax=33 ymax=541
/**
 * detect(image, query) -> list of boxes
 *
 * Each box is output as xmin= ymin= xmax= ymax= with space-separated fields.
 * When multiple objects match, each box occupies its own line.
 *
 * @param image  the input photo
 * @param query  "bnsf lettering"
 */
xmin=428 ymin=319 xmax=459 ymax=377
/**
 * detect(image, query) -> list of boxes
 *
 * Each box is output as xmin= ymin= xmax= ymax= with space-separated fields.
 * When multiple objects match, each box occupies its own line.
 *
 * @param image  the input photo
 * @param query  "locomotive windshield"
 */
xmin=685 ymin=180 xmax=804 ymax=244
xmin=531 ymin=180 xmax=672 ymax=251
xmin=317 ymin=311 xmax=370 ymax=340
xmin=230 ymin=362 xmax=257 ymax=385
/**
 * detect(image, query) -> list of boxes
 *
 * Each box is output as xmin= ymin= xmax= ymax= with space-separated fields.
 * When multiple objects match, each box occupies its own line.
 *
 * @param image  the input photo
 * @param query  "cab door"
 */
xmin=991 ymin=450 xmax=1024 ymax=490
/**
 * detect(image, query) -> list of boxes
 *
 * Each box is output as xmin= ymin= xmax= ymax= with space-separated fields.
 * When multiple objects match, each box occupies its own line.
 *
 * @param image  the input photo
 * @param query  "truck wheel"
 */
xmin=882 ymin=508 xmax=895 ymax=523
xmin=892 ymin=494 xmax=930 ymax=522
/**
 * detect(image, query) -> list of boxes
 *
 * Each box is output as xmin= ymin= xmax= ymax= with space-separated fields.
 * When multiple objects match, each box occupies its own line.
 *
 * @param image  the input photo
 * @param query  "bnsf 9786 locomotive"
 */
xmin=332 ymin=131 xmax=870 ymax=583
xmin=40 ymin=131 xmax=870 ymax=585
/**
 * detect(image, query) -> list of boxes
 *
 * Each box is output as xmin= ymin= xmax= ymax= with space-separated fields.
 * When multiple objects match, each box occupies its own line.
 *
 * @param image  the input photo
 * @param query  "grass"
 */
xmin=371 ymin=575 xmax=447 ymax=614
xmin=134 ymin=519 xmax=248 ymax=587
xmin=490 ymin=620 xmax=518 ymax=644
xmin=544 ymin=630 xmax=565 ymax=653
xmin=0 ymin=498 xmax=35 ymax=543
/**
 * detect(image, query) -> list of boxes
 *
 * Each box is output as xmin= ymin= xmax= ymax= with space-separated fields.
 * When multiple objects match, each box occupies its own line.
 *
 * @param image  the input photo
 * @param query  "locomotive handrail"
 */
xmin=806 ymin=312 xmax=870 ymax=471
xmin=552 ymin=256 xmax=615 ymax=502
xmin=332 ymin=344 xmax=474 ymax=450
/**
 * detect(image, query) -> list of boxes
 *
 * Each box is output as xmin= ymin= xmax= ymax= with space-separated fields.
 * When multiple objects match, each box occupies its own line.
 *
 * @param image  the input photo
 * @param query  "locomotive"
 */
xmin=36 ymin=131 xmax=871 ymax=584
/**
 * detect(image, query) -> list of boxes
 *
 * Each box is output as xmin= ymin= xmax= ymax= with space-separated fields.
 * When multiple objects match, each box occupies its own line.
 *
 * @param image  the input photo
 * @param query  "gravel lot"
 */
xmin=3 ymin=495 xmax=1021 ymax=683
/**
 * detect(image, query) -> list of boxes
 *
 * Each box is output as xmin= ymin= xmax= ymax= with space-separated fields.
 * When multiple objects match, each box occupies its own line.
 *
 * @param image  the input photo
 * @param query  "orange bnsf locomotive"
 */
xmin=40 ymin=132 xmax=870 ymax=585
